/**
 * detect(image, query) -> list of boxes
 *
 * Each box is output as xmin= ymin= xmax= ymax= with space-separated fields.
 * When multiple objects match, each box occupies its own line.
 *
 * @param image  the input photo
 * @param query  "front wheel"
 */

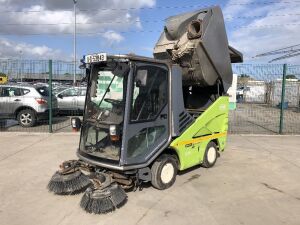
xmin=151 ymin=154 xmax=178 ymax=190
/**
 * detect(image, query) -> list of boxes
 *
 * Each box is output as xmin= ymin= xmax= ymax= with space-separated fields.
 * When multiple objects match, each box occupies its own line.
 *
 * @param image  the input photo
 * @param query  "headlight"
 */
xmin=109 ymin=125 xmax=120 ymax=141
xmin=109 ymin=125 xmax=117 ymax=135
xmin=71 ymin=117 xmax=81 ymax=131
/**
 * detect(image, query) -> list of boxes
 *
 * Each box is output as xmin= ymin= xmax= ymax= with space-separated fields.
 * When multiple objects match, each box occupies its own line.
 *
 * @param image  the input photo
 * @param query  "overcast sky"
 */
xmin=0 ymin=0 xmax=299 ymax=64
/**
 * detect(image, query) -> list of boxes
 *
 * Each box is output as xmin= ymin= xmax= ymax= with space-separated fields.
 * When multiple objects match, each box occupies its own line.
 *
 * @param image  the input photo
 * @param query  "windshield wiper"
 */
xmin=97 ymin=74 xmax=116 ymax=107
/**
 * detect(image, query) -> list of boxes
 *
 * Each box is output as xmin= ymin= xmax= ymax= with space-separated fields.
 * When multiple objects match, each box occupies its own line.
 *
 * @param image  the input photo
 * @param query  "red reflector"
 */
xmin=110 ymin=135 xmax=120 ymax=141
xmin=35 ymin=98 xmax=47 ymax=104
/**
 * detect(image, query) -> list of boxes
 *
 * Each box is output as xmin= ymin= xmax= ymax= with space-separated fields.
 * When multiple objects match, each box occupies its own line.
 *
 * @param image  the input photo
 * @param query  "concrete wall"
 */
xmin=244 ymin=81 xmax=267 ymax=103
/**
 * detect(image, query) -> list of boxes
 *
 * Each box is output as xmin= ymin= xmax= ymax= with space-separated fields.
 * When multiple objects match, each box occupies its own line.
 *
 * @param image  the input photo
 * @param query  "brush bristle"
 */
xmin=47 ymin=170 xmax=91 ymax=195
xmin=110 ymin=184 xmax=127 ymax=208
xmin=80 ymin=184 xmax=127 ymax=214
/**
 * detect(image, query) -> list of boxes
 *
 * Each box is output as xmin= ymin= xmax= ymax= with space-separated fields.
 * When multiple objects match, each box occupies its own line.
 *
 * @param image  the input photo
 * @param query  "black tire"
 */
xmin=17 ymin=109 xmax=37 ymax=127
xmin=151 ymin=154 xmax=178 ymax=190
xmin=202 ymin=141 xmax=218 ymax=168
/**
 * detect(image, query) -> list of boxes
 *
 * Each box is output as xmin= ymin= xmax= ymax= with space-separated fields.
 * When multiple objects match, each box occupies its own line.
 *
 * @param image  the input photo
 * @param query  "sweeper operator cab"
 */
xmin=78 ymin=55 xmax=172 ymax=169
xmin=48 ymin=6 xmax=243 ymax=214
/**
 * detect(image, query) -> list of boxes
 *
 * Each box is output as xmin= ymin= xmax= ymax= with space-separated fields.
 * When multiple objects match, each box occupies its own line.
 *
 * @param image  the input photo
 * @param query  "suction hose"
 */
xmin=187 ymin=19 xmax=202 ymax=39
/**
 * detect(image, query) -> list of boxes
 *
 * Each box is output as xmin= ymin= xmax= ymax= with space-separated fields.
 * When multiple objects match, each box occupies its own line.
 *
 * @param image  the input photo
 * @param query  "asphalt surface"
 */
xmin=0 ymin=116 xmax=76 ymax=133
xmin=229 ymin=103 xmax=300 ymax=134
xmin=0 ymin=133 xmax=299 ymax=225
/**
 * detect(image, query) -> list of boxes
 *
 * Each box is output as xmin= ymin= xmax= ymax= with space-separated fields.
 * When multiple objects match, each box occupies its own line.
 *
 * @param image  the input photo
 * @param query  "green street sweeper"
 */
xmin=48 ymin=6 xmax=243 ymax=214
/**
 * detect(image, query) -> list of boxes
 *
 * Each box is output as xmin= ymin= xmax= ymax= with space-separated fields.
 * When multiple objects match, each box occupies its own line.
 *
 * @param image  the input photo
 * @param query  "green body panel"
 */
xmin=170 ymin=96 xmax=229 ymax=170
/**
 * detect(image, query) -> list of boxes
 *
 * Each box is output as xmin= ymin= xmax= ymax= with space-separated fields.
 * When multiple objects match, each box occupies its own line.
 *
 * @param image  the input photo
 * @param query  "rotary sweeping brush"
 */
xmin=47 ymin=160 xmax=91 ymax=195
xmin=80 ymin=173 xmax=127 ymax=214
xmin=48 ymin=170 xmax=91 ymax=194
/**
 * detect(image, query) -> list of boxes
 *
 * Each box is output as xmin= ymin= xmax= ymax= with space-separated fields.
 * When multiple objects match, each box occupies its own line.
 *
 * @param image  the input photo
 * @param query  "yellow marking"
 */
xmin=176 ymin=132 xmax=227 ymax=146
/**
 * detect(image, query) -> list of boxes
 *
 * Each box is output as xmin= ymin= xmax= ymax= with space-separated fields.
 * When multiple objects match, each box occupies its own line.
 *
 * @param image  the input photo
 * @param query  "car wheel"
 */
xmin=17 ymin=109 xmax=37 ymax=127
xmin=202 ymin=141 xmax=218 ymax=168
xmin=151 ymin=154 xmax=178 ymax=190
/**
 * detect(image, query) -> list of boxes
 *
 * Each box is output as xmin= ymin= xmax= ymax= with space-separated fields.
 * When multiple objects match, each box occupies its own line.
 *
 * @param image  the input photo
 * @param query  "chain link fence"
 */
xmin=0 ymin=59 xmax=84 ymax=132
xmin=230 ymin=64 xmax=300 ymax=134
xmin=0 ymin=59 xmax=299 ymax=134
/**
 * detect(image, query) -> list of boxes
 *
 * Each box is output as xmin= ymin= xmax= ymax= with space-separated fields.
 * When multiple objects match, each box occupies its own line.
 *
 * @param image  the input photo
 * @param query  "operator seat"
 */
xmin=131 ymin=92 xmax=147 ymax=120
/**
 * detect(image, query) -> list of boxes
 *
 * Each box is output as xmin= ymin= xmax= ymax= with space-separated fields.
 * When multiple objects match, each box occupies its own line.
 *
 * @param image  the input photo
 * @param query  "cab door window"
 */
xmin=125 ymin=65 xmax=168 ymax=164
xmin=130 ymin=66 xmax=168 ymax=121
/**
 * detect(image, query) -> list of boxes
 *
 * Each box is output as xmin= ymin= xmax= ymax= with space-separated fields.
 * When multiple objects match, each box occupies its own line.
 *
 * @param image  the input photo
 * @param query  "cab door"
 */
xmin=122 ymin=63 xmax=170 ymax=166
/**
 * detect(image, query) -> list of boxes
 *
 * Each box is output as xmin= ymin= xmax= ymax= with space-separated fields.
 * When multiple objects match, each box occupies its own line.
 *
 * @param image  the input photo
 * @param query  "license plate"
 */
xmin=85 ymin=53 xmax=107 ymax=63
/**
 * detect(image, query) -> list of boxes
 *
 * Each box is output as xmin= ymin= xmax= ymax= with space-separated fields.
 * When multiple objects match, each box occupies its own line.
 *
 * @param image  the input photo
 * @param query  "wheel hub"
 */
xmin=161 ymin=163 xmax=174 ymax=184
xmin=207 ymin=147 xmax=216 ymax=163
xmin=20 ymin=113 xmax=32 ymax=125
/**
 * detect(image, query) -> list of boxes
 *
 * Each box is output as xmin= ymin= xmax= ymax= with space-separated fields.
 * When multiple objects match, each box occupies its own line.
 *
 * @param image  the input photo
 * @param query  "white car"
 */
xmin=236 ymin=86 xmax=250 ymax=95
xmin=56 ymin=87 xmax=86 ymax=113
xmin=0 ymin=84 xmax=58 ymax=127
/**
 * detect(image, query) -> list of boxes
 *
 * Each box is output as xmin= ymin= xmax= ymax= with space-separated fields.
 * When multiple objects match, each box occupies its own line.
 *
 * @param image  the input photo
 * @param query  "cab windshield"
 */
xmin=79 ymin=62 xmax=129 ymax=162
xmin=91 ymin=71 xmax=124 ymax=120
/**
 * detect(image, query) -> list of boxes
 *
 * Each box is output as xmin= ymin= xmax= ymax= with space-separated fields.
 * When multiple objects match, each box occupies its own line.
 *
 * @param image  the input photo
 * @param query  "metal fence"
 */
xmin=230 ymin=63 xmax=300 ymax=134
xmin=0 ymin=60 xmax=299 ymax=134
xmin=0 ymin=59 xmax=84 ymax=132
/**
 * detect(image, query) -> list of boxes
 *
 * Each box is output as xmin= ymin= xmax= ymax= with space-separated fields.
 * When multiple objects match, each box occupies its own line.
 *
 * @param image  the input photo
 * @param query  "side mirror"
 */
xmin=79 ymin=57 xmax=86 ymax=69
xmin=71 ymin=117 xmax=81 ymax=132
xmin=57 ymin=94 xmax=63 ymax=99
xmin=136 ymin=70 xmax=148 ymax=87
xmin=113 ymin=63 xmax=130 ymax=77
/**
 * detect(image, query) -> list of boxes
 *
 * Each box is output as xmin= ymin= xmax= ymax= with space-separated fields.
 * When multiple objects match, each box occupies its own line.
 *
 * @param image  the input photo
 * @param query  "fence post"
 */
xmin=48 ymin=60 xmax=53 ymax=133
xmin=279 ymin=63 xmax=287 ymax=134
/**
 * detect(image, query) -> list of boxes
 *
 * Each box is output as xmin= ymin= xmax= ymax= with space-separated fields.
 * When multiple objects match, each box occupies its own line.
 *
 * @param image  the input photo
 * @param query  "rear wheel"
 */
xmin=202 ymin=141 xmax=218 ymax=168
xmin=17 ymin=109 xmax=37 ymax=127
xmin=151 ymin=154 xmax=178 ymax=190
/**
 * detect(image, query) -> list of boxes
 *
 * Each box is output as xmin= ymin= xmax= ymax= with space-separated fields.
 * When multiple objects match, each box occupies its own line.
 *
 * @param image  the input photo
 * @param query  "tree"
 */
xmin=286 ymin=74 xmax=298 ymax=80
xmin=239 ymin=74 xmax=250 ymax=78
xmin=237 ymin=74 xmax=254 ymax=86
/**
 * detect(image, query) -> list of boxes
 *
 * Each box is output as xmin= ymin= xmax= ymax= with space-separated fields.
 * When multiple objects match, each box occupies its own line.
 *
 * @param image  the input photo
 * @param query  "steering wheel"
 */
xmin=104 ymin=98 xmax=122 ymax=105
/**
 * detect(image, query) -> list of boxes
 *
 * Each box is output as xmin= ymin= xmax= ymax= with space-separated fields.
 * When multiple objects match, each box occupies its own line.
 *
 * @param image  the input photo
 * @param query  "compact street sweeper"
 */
xmin=48 ymin=6 xmax=242 ymax=214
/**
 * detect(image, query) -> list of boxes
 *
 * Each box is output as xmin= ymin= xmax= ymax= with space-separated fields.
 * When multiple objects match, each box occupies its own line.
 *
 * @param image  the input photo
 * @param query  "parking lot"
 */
xmin=0 ymin=116 xmax=75 ymax=132
xmin=229 ymin=103 xmax=300 ymax=134
xmin=0 ymin=133 xmax=299 ymax=225
xmin=1 ymin=103 xmax=299 ymax=134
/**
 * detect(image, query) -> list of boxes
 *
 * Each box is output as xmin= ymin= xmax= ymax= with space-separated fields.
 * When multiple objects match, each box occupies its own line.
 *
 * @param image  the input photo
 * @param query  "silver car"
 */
xmin=0 ymin=84 xmax=58 ymax=127
xmin=56 ymin=86 xmax=86 ymax=113
xmin=52 ymin=86 xmax=70 ymax=95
